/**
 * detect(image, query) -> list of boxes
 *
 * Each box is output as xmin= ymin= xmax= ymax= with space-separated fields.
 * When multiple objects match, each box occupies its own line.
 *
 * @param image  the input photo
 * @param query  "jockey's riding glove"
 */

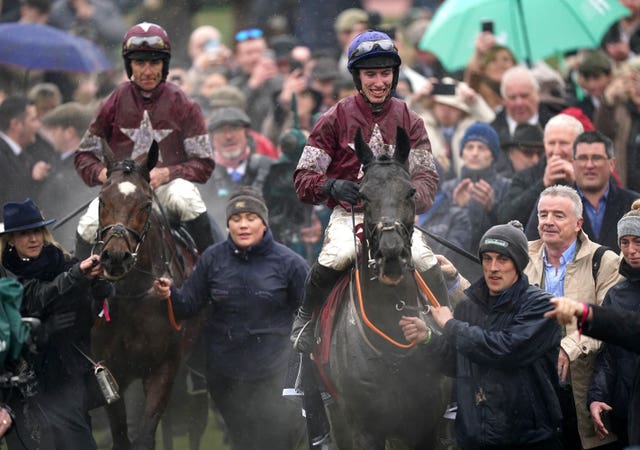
xmin=323 ymin=178 xmax=359 ymax=205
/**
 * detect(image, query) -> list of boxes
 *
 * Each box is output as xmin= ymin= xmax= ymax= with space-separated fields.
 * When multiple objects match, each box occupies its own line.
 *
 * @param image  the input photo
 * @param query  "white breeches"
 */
xmin=317 ymin=206 xmax=438 ymax=272
xmin=77 ymin=178 xmax=206 ymax=242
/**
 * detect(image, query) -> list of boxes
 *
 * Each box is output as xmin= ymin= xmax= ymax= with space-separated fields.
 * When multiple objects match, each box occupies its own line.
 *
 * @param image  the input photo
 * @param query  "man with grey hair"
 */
xmin=491 ymin=65 xmax=557 ymax=175
xmin=498 ymin=113 xmax=584 ymax=225
xmin=525 ymin=130 xmax=640 ymax=251
xmin=525 ymin=184 xmax=623 ymax=450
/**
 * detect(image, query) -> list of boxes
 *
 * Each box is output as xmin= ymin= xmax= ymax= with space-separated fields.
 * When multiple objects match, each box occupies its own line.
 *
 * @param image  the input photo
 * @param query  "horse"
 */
xmin=320 ymin=128 xmax=451 ymax=449
xmin=92 ymin=141 xmax=195 ymax=450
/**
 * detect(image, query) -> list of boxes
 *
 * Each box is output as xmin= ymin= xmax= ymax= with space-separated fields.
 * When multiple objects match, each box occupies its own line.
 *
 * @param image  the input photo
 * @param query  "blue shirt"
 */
xmin=577 ymin=184 xmax=609 ymax=239
xmin=542 ymin=240 xmax=577 ymax=296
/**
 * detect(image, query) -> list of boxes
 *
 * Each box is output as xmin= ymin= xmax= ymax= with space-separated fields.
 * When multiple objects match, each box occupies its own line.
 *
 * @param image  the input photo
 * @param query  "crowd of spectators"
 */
xmin=1 ymin=0 xmax=640 ymax=449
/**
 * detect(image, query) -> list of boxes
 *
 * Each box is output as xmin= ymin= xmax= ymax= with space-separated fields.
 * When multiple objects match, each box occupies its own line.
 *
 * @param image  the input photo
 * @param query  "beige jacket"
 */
xmin=525 ymin=231 xmax=623 ymax=449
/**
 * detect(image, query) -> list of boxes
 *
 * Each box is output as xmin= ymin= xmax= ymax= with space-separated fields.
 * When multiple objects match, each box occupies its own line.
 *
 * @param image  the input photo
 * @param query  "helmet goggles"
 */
xmin=350 ymin=39 xmax=397 ymax=59
xmin=124 ymin=35 xmax=169 ymax=52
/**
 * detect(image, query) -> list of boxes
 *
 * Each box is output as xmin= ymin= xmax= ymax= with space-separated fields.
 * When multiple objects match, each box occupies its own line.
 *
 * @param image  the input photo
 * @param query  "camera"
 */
xmin=432 ymin=82 xmax=456 ymax=96
xmin=481 ymin=20 xmax=494 ymax=34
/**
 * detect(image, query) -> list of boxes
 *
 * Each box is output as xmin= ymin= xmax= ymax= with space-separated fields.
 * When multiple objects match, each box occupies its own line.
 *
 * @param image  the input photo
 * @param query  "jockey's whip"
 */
xmin=52 ymin=197 xmax=95 ymax=230
xmin=415 ymin=225 xmax=480 ymax=265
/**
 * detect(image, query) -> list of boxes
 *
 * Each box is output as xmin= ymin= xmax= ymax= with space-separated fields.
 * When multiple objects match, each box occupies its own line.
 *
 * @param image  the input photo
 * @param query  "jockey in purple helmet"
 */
xmin=290 ymin=30 xmax=447 ymax=353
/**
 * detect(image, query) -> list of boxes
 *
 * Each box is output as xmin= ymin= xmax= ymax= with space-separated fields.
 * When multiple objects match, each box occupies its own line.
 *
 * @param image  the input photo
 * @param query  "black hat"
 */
xmin=1 ymin=198 xmax=55 ymax=235
xmin=207 ymin=107 xmax=251 ymax=132
xmin=501 ymin=124 xmax=544 ymax=151
xmin=312 ymin=57 xmax=339 ymax=81
xmin=270 ymin=35 xmax=297 ymax=61
xmin=478 ymin=220 xmax=529 ymax=273
xmin=226 ymin=187 xmax=269 ymax=225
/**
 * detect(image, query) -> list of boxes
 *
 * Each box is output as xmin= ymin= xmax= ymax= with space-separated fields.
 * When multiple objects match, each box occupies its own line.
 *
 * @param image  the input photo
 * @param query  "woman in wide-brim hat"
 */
xmin=0 ymin=198 xmax=108 ymax=450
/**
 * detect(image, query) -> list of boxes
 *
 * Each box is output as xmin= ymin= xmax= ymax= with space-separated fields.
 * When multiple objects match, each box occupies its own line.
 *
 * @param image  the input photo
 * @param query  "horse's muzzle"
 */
xmin=100 ymin=249 xmax=135 ymax=280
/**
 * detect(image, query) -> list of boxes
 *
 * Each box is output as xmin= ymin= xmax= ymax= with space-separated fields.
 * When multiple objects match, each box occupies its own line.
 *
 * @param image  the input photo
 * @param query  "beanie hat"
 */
xmin=226 ymin=187 xmax=269 ymax=225
xmin=460 ymin=122 xmax=500 ymax=162
xmin=478 ymin=220 xmax=530 ymax=273
xmin=617 ymin=199 xmax=640 ymax=243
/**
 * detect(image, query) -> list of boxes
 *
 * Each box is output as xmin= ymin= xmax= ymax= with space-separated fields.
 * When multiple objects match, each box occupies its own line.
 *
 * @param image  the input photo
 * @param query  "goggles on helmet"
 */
xmin=350 ymin=39 xmax=397 ymax=59
xmin=235 ymin=28 xmax=263 ymax=42
xmin=123 ymin=35 xmax=168 ymax=52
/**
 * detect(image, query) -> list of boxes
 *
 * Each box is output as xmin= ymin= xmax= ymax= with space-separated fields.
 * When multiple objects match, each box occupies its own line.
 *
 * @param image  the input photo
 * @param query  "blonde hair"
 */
xmin=0 ymin=227 xmax=66 ymax=265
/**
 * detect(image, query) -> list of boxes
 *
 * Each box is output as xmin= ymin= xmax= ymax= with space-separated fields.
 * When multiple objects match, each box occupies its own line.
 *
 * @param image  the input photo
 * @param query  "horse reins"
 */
xmin=96 ymin=162 xmax=183 ymax=330
xmin=351 ymin=210 xmax=440 ymax=349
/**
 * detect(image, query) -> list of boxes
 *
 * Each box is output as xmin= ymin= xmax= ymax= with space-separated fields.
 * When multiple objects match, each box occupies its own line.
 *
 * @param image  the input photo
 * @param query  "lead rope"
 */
xmin=166 ymin=296 xmax=182 ymax=331
xmin=351 ymin=210 xmax=416 ymax=349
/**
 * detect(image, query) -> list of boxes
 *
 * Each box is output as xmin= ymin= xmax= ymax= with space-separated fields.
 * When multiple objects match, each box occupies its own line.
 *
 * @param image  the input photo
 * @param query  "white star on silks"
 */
xmin=347 ymin=124 xmax=394 ymax=157
xmin=349 ymin=124 xmax=395 ymax=178
xmin=120 ymin=110 xmax=173 ymax=159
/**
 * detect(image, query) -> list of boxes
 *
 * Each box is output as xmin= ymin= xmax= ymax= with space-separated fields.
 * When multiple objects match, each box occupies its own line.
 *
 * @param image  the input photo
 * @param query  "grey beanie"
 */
xmin=617 ymin=199 xmax=640 ymax=243
xmin=226 ymin=187 xmax=269 ymax=225
xmin=478 ymin=220 xmax=530 ymax=273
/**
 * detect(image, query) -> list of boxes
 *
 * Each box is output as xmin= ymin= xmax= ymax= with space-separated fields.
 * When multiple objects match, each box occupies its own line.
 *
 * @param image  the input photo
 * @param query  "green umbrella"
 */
xmin=419 ymin=0 xmax=629 ymax=72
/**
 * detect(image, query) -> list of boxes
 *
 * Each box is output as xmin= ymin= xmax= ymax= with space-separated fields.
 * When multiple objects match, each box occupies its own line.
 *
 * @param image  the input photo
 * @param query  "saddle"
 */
xmin=314 ymin=272 xmax=351 ymax=366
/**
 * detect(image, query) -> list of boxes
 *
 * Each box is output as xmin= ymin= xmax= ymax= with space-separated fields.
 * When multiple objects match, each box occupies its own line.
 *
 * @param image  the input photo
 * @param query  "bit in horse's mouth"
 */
xmin=102 ymin=268 xmax=126 ymax=281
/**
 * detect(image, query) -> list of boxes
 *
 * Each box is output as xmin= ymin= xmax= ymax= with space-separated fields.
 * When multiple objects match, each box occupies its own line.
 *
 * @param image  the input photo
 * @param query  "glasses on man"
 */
xmin=124 ymin=35 xmax=167 ymax=52
xmin=574 ymin=154 xmax=610 ymax=164
xmin=235 ymin=28 xmax=263 ymax=42
xmin=350 ymin=39 xmax=397 ymax=59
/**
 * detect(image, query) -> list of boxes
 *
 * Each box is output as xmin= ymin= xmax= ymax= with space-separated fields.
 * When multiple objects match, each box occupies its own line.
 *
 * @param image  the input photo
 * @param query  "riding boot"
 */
xmin=74 ymin=232 xmax=94 ymax=260
xmin=291 ymin=263 xmax=344 ymax=354
xmin=418 ymin=263 xmax=450 ymax=308
xmin=183 ymin=212 xmax=215 ymax=254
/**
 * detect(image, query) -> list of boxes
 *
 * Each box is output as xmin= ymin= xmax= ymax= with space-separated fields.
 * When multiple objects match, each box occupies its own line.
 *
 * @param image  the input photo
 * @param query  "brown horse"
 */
xmin=92 ymin=142 xmax=192 ymax=450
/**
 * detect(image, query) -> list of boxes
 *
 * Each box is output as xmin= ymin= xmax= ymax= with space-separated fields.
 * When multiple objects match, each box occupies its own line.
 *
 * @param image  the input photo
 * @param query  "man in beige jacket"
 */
xmin=525 ymin=185 xmax=622 ymax=450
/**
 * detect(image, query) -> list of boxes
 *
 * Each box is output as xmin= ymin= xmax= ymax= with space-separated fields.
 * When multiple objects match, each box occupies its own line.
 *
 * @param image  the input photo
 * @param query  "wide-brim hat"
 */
xmin=1 ymin=198 xmax=55 ymax=235
xmin=501 ymin=123 xmax=544 ymax=150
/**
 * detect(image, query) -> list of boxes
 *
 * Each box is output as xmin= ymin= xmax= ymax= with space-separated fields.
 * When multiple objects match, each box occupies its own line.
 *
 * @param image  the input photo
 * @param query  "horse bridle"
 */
xmin=365 ymin=218 xmax=413 ymax=271
xmin=96 ymin=209 xmax=152 ymax=261
xmin=96 ymin=160 xmax=153 ymax=263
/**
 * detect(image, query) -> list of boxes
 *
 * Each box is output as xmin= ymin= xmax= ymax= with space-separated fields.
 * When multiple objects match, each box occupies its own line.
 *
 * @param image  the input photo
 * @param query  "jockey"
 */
xmin=290 ymin=30 xmax=449 ymax=354
xmin=74 ymin=22 xmax=215 ymax=256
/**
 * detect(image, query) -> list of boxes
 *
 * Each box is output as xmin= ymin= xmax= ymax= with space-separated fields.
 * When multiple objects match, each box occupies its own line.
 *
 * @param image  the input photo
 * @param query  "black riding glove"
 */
xmin=323 ymin=178 xmax=359 ymax=205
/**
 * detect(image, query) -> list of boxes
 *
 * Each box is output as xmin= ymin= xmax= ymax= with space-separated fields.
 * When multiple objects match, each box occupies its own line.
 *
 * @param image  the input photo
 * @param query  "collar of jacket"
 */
xmin=131 ymin=79 xmax=166 ymax=102
xmin=465 ymin=272 xmax=530 ymax=312
xmin=619 ymin=258 xmax=640 ymax=282
xmin=226 ymin=227 xmax=273 ymax=258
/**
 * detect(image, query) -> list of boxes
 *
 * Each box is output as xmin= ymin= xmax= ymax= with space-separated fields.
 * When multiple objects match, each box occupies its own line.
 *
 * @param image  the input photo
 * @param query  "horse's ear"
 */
xmin=146 ymin=141 xmax=159 ymax=172
xmin=354 ymin=128 xmax=374 ymax=167
xmin=134 ymin=140 xmax=159 ymax=174
xmin=392 ymin=127 xmax=411 ymax=166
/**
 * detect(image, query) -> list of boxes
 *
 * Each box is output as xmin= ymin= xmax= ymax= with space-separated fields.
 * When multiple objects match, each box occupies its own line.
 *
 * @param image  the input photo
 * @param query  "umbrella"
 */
xmin=419 ymin=0 xmax=630 ymax=72
xmin=0 ymin=22 xmax=112 ymax=73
